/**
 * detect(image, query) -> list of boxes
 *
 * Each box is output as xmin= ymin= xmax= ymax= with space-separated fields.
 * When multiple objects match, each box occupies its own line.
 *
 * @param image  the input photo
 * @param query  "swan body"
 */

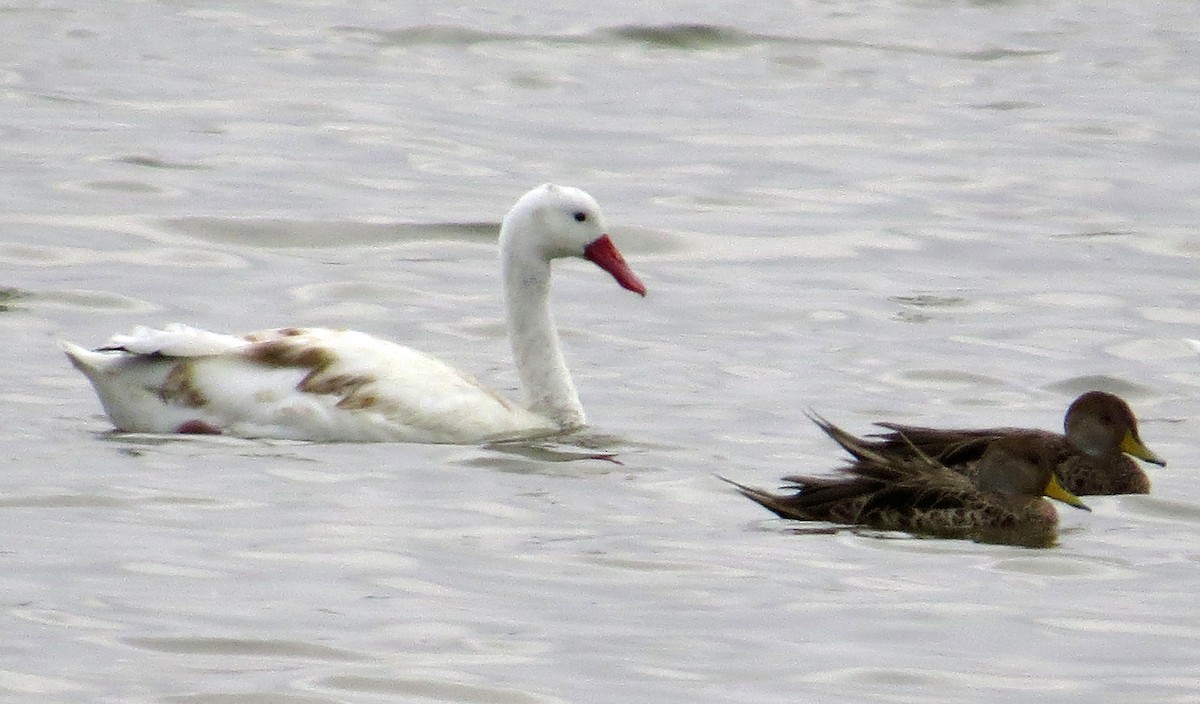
xmin=62 ymin=184 xmax=646 ymax=444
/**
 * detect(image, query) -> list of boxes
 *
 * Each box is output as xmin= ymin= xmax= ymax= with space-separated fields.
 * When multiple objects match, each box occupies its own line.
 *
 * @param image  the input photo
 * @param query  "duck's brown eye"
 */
xmin=573 ymin=211 xmax=587 ymax=222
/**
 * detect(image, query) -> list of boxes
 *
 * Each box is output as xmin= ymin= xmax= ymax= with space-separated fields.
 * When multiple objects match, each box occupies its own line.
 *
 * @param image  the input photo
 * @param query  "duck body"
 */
xmin=865 ymin=391 xmax=1164 ymax=495
xmin=62 ymin=184 xmax=646 ymax=444
xmin=722 ymin=416 xmax=1089 ymax=548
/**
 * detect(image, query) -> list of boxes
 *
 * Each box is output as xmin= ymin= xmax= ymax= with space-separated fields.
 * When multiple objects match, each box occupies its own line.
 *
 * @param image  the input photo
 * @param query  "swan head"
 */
xmin=503 ymin=184 xmax=646 ymax=296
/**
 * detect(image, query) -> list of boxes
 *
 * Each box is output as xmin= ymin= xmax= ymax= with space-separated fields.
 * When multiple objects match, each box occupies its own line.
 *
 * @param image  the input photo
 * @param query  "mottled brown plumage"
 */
xmin=721 ymin=416 xmax=1090 ymax=548
xmin=866 ymin=391 xmax=1164 ymax=495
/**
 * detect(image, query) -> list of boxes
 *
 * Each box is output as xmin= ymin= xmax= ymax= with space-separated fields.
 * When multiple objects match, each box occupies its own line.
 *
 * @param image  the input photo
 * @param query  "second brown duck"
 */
xmin=864 ymin=391 xmax=1165 ymax=495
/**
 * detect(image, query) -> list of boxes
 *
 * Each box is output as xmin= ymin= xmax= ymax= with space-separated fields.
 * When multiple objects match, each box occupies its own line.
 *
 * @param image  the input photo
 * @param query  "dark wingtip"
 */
xmin=714 ymin=473 xmax=779 ymax=507
xmin=714 ymin=473 xmax=755 ymax=494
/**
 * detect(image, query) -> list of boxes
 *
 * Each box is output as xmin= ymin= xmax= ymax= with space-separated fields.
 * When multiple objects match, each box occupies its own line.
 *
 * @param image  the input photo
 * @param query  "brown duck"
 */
xmin=865 ymin=391 xmax=1165 ymax=495
xmin=722 ymin=416 xmax=1091 ymax=548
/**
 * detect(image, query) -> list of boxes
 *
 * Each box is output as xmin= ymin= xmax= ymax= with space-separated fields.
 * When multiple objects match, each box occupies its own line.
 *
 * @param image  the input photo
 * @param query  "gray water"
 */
xmin=4 ymin=1 xmax=1200 ymax=702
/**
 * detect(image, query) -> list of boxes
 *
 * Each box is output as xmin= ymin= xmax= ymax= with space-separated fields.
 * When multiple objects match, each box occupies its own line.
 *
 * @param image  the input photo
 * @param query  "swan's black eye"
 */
xmin=573 ymin=211 xmax=587 ymax=222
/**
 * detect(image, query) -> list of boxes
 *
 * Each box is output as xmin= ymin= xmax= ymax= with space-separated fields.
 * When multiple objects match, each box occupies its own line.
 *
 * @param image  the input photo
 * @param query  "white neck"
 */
xmin=501 ymin=242 xmax=585 ymax=429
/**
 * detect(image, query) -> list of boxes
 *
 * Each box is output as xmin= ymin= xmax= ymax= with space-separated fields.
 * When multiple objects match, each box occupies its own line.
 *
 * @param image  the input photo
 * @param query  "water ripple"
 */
xmin=126 ymin=637 xmax=364 ymax=662
xmin=1044 ymin=376 xmax=1157 ymax=399
xmin=159 ymin=218 xmax=495 ymax=249
xmin=0 ymin=494 xmax=132 ymax=509
xmin=1114 ymin=495 xmax=1200 ymax=523
xmin=989 ymin=554 xmax=1137 ymax=579
xmin=1040 ymin=617 xmax=1200 ymax=639
xmin=164 ymin=693 xmax=334 ymax=704
xmin=330 ymin=22 xmax=1053 ymax=61
xmin=0 ymin=240 xmax=245 ymax=269
xmin=0 ymin=287 xmax=30 ymax=312
xmin=318 ymin=676 xmax=566 ymax=704
xmin=114 ymin=154 xmax=214 ymax=171
xmin=23 ymin=289 xmax=157 ymax=313
xmin=798 ymin=666 xmax=1083 ymax=692
xmin=0 ymin=670 xmax=83 ymax=695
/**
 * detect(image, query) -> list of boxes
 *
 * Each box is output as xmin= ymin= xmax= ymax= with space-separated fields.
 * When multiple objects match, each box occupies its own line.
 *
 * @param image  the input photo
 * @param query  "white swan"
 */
xmin=61 ymin=184 xmax=647 ymax=444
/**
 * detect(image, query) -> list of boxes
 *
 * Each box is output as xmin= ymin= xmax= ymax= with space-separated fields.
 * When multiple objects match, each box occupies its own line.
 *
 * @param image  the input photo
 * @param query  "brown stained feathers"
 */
xmin=245 ymin=337 xmax=380 ymax=411
xmin=135 ymin=331 xmax=375 ymax=412
xmin=240 ymin=330 xmax=518 ymax=418
xmin=300 ymin=372 xmax=375 ymax=408
xmin=244 ymin=327 xmax=306 ymax=343
xmin=159 ymin=361 xmax=209 ymax=409
xmin=721 ymin=415 xmax=1089 ymax=549
xmin=247 ymin=339 xmax=335 ymax=371
xmin=865 ymin=391 xmax=1164 ymax=495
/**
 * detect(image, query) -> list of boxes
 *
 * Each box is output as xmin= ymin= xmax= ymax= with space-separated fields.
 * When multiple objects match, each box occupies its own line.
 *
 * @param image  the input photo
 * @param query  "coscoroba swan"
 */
xmin=61 ymin=184 xmax=647 ymax=444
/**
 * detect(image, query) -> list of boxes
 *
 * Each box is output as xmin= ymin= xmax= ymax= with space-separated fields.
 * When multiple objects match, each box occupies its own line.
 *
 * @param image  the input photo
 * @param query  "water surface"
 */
xmin=4 ymin=1 xmax=1200 ymax=702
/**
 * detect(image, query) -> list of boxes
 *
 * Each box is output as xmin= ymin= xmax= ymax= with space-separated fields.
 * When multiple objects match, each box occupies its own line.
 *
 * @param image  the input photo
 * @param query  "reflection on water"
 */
xmin=333 ymin=23 xmax=775 ymax=50
xmin=25 ymin=288 xmax=159 ymax=313
xmin=320 ymin=675 xmax=566 ymax=704
xmin=0 ymin=287 xmax=30 ymax=312
xmin=128 ymin=637 xmax=365 ymax=662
